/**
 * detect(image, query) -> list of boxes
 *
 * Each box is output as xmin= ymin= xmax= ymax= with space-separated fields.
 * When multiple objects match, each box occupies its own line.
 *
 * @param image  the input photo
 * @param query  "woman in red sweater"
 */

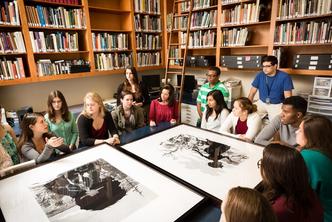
xmin=259 ymin=143 xmax=323 ymax=222
xmin=149 ymin=84 xmax=178 ymax=126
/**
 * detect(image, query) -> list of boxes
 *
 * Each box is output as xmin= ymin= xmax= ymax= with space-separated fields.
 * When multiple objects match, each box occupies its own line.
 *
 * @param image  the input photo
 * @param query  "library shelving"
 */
xmin=133 ymin=0 xmax=164 ymax=68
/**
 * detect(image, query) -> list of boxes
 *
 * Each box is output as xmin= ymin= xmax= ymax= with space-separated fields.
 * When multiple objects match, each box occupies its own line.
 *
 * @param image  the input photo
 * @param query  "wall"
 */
xmin=0 ymin=69 xmax=315 ymax=111
xmin=0 ymin=70 xmax=160 ymax=111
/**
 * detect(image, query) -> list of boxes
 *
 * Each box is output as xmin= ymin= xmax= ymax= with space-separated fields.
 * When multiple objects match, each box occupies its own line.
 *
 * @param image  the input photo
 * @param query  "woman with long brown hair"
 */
xmin=260 ymin=143 xmax=323 ymax=222
xmin=296 ymin=114 xmax=332 ymax=221
xmin=221 ymin=186 xmax=277 ymax=222
xmin=45 ymin=90 xmax=78 ymax=150
xmin=18 ymin=113 xmax=71 ymax=163
xmin=149 ymin=84 xmax=178 ymax=126
xmin=116 ymin=67 xmax=150 ymax=107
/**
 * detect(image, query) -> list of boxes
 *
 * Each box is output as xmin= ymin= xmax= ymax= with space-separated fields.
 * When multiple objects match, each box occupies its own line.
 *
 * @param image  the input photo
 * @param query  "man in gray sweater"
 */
xmin=254 ymin=96 xmax=307 ymax=147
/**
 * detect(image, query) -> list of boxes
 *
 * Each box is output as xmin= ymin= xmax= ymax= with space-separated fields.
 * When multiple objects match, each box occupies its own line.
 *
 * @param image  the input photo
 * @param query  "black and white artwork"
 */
xmin=161 ymin=134 xmax=248 ymax=167
xmin=30 ymin=158 xmax=156 ymax=221
xmin=0 ymin=144 xmax=204 ymax=222
xmin=122 ymin=125 xmax=264 ymax=200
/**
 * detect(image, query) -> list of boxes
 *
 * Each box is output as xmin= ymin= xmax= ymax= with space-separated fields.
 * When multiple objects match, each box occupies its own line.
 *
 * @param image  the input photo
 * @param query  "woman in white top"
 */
xmin=220 ymin=97 xmax=261 ymax=142
xmin=201 ymin=90 xmax=229 ymax=132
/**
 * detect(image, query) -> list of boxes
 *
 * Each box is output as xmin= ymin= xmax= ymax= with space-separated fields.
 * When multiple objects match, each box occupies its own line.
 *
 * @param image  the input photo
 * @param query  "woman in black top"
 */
xmin=116 ymin=67 xmax=150 ymax=107
xmin=77 ymin=92 xmax=119 ymax=148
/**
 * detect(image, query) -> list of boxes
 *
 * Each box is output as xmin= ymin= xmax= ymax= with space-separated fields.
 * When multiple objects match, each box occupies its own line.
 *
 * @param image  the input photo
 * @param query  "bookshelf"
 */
xmin=133 ymin=0 xmax=164 ymax=69
xmin=1 ymin=0 xmax=331 ymax=87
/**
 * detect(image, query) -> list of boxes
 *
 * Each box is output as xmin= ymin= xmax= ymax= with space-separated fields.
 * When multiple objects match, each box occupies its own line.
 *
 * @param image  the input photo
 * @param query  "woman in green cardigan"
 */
xmin=45 ymin=90 xmax=78 ymax=150
xmin=296 ymin=114 xmax=332 ymax=222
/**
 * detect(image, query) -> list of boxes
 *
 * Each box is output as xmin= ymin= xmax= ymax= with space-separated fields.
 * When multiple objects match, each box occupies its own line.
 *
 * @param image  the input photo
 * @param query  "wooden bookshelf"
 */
xmin=1 ymin=0 xmax=331 ymax=87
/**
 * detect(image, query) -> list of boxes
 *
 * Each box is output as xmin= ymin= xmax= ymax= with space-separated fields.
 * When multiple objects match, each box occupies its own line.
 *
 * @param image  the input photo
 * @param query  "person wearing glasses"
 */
xmin=248 ymin=55 xmax=294 ymax=121
xmin=258 ymin=143 xmax=323 ymax=222
xmin=196 ymin=66 xmax=229 ymax=127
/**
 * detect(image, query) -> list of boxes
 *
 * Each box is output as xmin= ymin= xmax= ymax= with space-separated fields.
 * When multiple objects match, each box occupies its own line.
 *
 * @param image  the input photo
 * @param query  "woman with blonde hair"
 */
xmin=220 ymin=186 xmax=277 ymax=222
xmin=220 ymin=97 xmax=261 ymax=141
xmin=77 ymin=92 xmax=119 ymax=148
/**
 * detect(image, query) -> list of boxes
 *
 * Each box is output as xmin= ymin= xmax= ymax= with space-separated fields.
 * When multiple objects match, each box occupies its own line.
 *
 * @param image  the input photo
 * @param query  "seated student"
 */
xmin=201 ymin=90 xmax=229 ymax=132
xmin=111 ymin=91 xmax=145 ymax=134
xmin=17 ymin=113 xmax=71 ymax=164
xmin=77 ymin=92 xmax=120 ymax=147
xmin=149 ymin=84 xmax=178 ymax=127
xmin=259 ymin=143 xmax=323 ymax=222
xmin=220 ymin=186 xmax=277 ymax=222
xmin=0 ymin=105 xmax=20 ymax=165
xmin=296 ymin=114 xmax=332 ymax=222
xmin=219 ymin=97 xmax=261 ymax=142
xmin=255 ymin=96 xmax=307 ymax=147
xmin=45 ymin=90 xmax=78 ymax=150
xmin=0 ymin=144 xmax=13 ymax=170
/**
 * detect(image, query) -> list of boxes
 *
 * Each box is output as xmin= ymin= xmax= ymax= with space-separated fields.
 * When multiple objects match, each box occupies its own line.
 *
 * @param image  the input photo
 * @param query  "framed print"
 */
xmin=313 ymin=77 xmax=332 ymax=97
xmin=0 ymin=144 xmax=204 ymax=222
xmin=121 ymin=124 xmax=264 ymax=201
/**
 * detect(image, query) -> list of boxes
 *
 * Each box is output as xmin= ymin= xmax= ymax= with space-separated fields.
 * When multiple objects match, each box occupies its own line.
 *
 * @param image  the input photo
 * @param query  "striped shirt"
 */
xmin=197 ymin=81 xmax=229 ymax=112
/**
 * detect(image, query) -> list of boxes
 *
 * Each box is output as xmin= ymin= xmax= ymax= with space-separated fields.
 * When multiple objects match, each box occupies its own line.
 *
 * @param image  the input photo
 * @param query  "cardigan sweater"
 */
xmin=219 ymin=111 xmax=262 ymax=140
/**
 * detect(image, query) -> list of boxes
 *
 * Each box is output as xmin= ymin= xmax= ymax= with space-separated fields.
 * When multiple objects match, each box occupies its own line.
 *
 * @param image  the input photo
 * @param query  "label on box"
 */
xmin=310 ymin=61 xmax=318 ymax=65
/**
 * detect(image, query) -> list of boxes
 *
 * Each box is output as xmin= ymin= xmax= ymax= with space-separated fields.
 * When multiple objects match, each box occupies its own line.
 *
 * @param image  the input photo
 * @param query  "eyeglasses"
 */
xmin=206 ymin=74 xmax=218 ymax=78
xmin=262 ymin=65 xmax=274 ymax=68
xmin=257 ymin=159 xmax=262 ymax=168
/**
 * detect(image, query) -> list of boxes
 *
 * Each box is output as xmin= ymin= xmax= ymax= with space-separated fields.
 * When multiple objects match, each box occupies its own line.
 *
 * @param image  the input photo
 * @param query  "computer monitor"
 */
xmin=177 ymin=75 xmax=196 ymax=92
xmin=142 ymin=75 xmax=160 ymax=91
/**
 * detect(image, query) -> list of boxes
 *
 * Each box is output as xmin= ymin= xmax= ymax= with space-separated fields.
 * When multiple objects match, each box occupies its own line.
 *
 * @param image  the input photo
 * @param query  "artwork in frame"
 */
xmin=0 ymin=144 xmax=204 ymax=222
xmin=122 ymin=124 xmax=264 ymax=201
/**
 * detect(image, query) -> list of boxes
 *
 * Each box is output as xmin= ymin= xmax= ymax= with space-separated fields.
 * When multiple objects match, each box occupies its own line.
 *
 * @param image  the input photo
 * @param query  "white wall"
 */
xmin=0 ymin=69 xmax=315 ymax=111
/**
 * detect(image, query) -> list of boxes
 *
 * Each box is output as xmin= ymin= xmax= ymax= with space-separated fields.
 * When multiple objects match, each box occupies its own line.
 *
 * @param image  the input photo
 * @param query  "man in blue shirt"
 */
xmin=248 ymin=55 xmax=294 ymax=120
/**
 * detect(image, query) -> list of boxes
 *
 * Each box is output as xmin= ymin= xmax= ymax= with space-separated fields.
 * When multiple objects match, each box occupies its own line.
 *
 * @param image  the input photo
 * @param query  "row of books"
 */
xmin=221 ymin=3 xmax=261 ymax=25
xmin=181 ymin=30 xmax=216 ymax=48
xmin=95 ymin=53 xmax=132 ymax=71
xmin=136 ymin=33 xmax=161 ymax=50
xmin=221 ymin=27 xmax=249 ymax=46
xmin=277 ymin=0 xmax=332 ymax=19
xmin=92 ymin=33 xmax=129 ymax=52
xmin=134 ymin=14 xmax=161 ymax=32
xmin=0 ymin=57 xmax=25 ymax=80
xmin=169 ymin=48 xmax=180 ymax=65
xmin=25 ymin=5 xmax=86 ymax=29
xmin=29 ymin=31 xmax=79 ymax=53
xmin=134 ymin=0 xmax=160 ymax=14
xmin=36 ymin=59 xmax=89 ymax=76
xmin=137 ymin=52 xmax=160 ymax=67
xmin=180 ymin=0 xmax=218 ymax=12
xmin=0 ymin=32 xmax=26 ymax=53
xmin=26 ymin=0 xmax=80 ymax=5
xmin=0 ymin=0 xmax=19 ymax=25
xmin=221 ymin=0 xmax=240 ymax=5
xmin=190 ymin=10 xmax=217 ymax=29
xmin=274 ymin=20 xmax=332 ymax=45
xmin=272 ymin=47 xmax=284 ymax=67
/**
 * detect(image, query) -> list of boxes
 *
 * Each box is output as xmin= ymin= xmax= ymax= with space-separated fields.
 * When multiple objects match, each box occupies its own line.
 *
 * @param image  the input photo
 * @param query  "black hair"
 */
xmin=262 ymin=56 xmax=278 ymax=66
xmin=283 ymin=96 xmax=308 ymax=116
xmin=208 ymin=66 xmax=221 ymax=76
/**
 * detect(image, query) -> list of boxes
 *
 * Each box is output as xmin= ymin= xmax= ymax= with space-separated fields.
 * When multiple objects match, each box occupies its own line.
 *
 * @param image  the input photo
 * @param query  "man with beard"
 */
xmin=254 ymin=96 xmax=307 ymax=147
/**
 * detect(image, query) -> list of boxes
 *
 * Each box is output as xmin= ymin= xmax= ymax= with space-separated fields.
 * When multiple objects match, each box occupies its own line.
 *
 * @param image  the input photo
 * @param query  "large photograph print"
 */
xmin=31 ymin=159 xmax=156 ymax=221
xmin=0 ymin=144 xmax=203 ymax=222
xmin=122 ymin=124 xmax=263 ymax=200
